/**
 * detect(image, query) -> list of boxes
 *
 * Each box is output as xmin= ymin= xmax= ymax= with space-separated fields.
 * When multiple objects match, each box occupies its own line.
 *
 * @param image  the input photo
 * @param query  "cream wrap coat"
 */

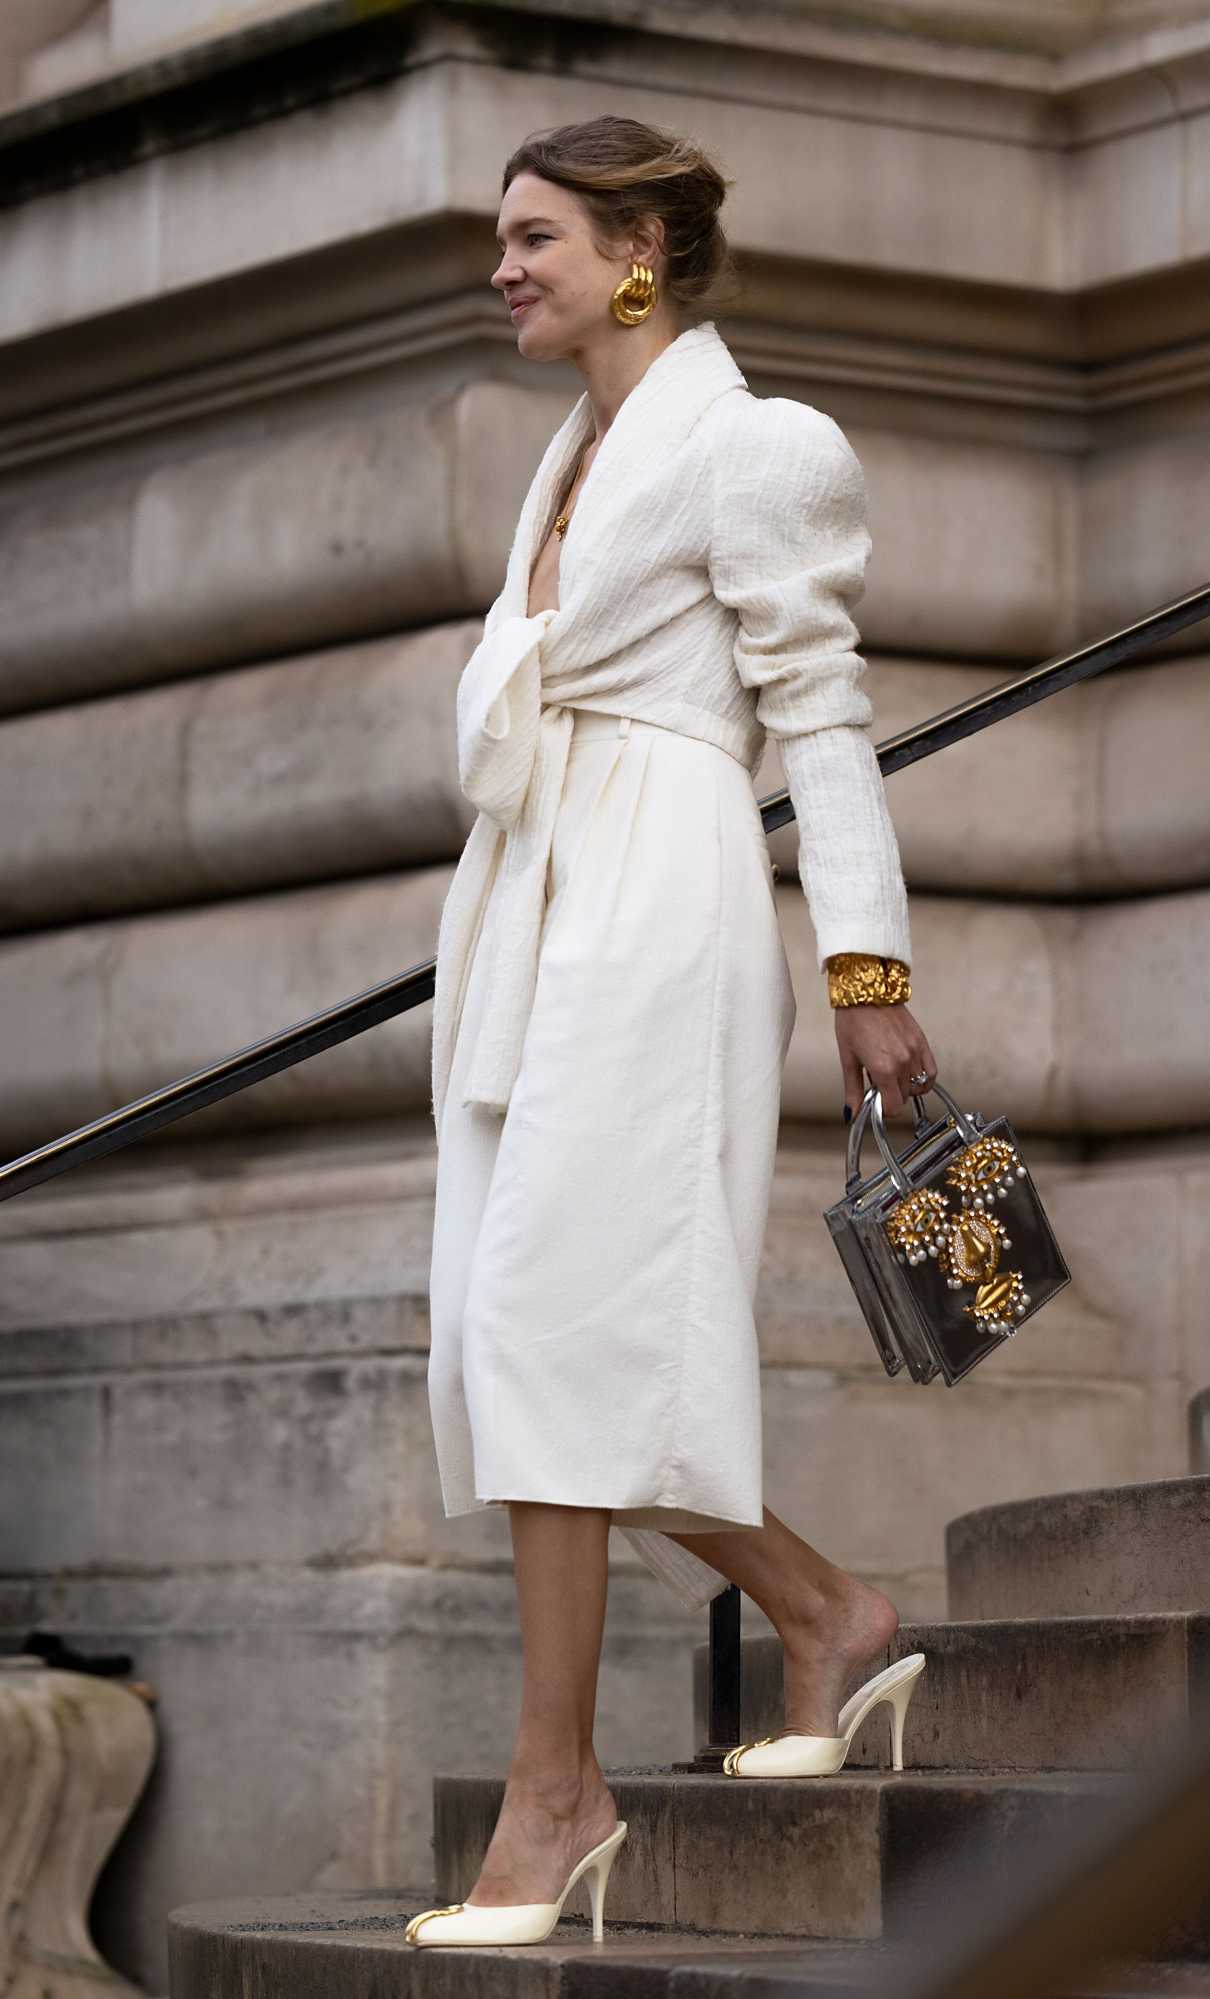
xmin=431 ymin=320 xmax=911 ymax=1133
xmin=426 ymin=320 xmax=912 ymax=1611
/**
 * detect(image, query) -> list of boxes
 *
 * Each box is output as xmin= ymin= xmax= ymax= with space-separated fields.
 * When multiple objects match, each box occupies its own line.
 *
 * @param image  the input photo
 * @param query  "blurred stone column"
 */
xmin=0 ymin=1657 xmax=157 ymax=1998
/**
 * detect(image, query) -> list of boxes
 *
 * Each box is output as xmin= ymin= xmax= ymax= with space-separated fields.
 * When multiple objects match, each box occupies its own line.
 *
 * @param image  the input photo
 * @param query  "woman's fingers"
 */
xmin=904 ymin=1028 xmax=940 ymax=1098
xmin=840 ymin=1040 xmax=866 ymax=1120
xmin=835 ymin=1003 xmax=938 ymax=1121
xmin=879 ymin=1072 xmax=908 ymax=1117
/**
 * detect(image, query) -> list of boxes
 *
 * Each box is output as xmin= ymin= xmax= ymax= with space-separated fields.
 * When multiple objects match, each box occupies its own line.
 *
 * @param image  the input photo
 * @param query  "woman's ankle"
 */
xmin=776 ymin=1568 xmax=900 ymax=1663
xmin=503 ymin=1753 xmax=610 ymax=1809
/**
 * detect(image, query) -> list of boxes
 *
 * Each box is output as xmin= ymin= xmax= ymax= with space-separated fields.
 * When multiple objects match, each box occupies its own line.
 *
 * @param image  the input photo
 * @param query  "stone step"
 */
xmin=165 ymin=1894 xmax=1210 ymax=1997
xmin=572 ymin=1955 xmax=1210 ymax=1996
xmin=429 ymin=1768 xmax=1207 ymax=1948
xmin=164 ymin=1896 xmax=899 ymax=1996
xmin=946 ymin=1476 xmax=1210 ymax=1620
xmin=692 ymin=1616 xmax=1210 ymax=1773
xmin=571 ymin=1957 xmax=1210 ymax=1997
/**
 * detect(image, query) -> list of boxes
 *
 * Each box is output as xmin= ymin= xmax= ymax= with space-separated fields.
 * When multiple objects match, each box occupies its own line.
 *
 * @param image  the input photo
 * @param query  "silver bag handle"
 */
xmin=845 ymin=1079 xmax=981 ymax=1196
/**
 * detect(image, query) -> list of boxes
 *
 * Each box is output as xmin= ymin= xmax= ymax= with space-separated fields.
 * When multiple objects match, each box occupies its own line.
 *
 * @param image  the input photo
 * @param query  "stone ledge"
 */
xmin=165 ymin=1892 xmax=908 ymax=1998
xmin=693 ymin=1616 xmax=1210 ymax=1773
xmin=11 ymin=393 xmax=1210 ymax=706
xmin=947 ymin=1475 xmax=1210 ymax=1620
xmin=1 ymin=1352 xmax=1174 ymax=1587
xmin=2 ymin=643 xmax=1206 ymax=928
xmin=0 ymin=870 xmax=1208 ymax=1153
xmin=432 ymin=1768 xmax=1142 ymax=1942
xmin=163 ymin=1889 xmax=1210 ymax=1997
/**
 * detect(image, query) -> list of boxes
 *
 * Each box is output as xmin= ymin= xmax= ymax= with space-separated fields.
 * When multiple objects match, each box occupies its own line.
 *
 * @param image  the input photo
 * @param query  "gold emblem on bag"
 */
xmin=883 ymin=1134 xmax=1033 ymax=1339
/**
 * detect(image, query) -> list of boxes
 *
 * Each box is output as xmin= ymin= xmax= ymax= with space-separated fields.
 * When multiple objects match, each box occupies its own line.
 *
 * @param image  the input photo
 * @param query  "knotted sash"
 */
xmin=431 ymin=606 xmax=576 ymax=1126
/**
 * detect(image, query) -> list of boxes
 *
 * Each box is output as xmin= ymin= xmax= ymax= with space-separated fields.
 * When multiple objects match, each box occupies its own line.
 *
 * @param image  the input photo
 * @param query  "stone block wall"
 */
xmin=2 ymin=3 xmax=1209 ymax=1988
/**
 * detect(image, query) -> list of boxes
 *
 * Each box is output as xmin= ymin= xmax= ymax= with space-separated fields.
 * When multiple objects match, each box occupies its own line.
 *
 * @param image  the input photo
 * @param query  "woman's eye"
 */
xmin=526 ymin=233 xmax=550 ymax=245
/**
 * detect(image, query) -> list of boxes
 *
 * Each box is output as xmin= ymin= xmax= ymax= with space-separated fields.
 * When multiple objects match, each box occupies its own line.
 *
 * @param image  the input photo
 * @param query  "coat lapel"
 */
xmin=491 ymin=320 xmax=745 ymax=633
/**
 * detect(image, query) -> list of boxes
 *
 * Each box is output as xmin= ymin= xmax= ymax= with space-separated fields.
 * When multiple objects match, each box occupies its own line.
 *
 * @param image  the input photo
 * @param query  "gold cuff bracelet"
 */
xmin=826 ymin=952 xmax=912 ymax=1009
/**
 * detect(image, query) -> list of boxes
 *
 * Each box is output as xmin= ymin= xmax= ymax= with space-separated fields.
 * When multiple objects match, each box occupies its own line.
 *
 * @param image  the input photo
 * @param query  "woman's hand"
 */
xmin=835 ymin=1002 xmax=938 ymax=1121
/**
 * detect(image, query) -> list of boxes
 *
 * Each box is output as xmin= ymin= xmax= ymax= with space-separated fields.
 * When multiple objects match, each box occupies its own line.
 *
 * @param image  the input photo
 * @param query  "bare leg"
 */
xmin=664 ymin=1505 xmax=900 ymax=1736
xmin=465 ymin=1502 xmax=620 ymax=1908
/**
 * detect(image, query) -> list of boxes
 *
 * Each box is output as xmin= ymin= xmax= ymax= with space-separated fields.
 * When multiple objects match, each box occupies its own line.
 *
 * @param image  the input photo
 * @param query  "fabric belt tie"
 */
xmin=453 ymin=608 xmax=574 ymax=1114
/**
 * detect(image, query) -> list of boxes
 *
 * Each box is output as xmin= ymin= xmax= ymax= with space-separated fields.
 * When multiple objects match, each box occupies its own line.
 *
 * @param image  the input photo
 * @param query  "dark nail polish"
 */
xmin=843 ymin=1105 xmax=852 ymax=1124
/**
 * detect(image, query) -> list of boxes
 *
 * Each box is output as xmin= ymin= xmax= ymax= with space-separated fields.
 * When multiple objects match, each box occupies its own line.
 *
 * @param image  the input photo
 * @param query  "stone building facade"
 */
xmin=1 ymin=2 xmax=1208 ymax=1988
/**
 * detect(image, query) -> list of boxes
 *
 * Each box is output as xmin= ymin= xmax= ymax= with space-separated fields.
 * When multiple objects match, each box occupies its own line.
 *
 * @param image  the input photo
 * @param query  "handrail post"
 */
xmin=693 ymin=1583 xmax=742 ymax=1769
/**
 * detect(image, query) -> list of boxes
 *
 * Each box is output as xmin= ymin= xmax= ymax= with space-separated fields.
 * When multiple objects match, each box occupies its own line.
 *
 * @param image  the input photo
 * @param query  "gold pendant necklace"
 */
xmin=554 ymin=443 xmax=591 ymax=539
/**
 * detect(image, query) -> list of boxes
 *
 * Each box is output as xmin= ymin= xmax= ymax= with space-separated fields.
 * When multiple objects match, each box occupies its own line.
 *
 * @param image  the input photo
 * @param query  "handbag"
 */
xmin=821 ymin=1080 xmax=1071 ymax=1386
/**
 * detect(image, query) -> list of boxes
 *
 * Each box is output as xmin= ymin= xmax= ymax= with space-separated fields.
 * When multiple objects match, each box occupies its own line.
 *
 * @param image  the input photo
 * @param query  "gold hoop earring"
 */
xmin=610 ymin=261 xmax=658 ymax=326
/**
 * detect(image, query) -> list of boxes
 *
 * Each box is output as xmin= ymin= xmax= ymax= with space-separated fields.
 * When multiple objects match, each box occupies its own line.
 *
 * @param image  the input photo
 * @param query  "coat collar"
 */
xmin=494 ymin=319 xmax=746 ymax=629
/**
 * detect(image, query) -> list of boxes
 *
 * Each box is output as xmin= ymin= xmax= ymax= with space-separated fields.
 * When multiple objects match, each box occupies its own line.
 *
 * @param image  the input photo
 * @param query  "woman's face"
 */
xmin=491 ymin=170 xmax=646 ymax=356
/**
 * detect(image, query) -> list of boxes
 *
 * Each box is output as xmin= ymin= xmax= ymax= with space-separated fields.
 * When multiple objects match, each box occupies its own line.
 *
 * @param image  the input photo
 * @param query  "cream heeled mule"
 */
xmin=404 ymin=1819 xmax=628 ymax=1947
xmin=723 ymin=1652 xmax=926 ymax=1778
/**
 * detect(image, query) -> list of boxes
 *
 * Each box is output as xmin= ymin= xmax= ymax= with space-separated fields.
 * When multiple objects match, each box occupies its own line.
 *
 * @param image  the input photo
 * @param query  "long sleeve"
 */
xmin=707 ymin=393 xmax=911 ymax=973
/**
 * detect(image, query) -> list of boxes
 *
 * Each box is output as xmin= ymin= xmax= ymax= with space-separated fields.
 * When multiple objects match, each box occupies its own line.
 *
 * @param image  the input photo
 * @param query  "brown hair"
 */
xmin=501 ymin=114 xmax=740 ymax=322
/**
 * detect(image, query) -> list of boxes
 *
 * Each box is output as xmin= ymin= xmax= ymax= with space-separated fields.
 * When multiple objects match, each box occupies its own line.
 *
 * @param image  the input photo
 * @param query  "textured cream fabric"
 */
xmin=430 ymin=319 xmax=910 ymax=1132
xmin=424 ymin=319 xmax=915 ymax=1612
xmin=428 ymin=710 xmax=795 ymax=1612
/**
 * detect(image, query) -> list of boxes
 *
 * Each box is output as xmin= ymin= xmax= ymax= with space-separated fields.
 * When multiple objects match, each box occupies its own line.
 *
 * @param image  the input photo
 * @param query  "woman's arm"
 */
xmin=706 ymin=392 xmax=911 ymax=972
xmin=706 ymin=393 xmax=935 ymax=1115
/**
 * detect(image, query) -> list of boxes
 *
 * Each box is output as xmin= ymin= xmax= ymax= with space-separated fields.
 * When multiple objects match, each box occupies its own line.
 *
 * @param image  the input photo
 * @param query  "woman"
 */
xmin=410 ymin=115 xmax=938 ymax=1949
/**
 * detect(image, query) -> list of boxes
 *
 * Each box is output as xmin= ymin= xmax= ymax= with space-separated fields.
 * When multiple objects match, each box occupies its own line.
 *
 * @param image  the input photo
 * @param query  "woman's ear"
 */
xmin=628 ymin=214 xmax=666 ymax=270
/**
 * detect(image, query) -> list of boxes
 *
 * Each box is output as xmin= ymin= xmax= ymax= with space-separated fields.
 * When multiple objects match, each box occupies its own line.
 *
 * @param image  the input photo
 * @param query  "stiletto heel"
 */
xmin=723 ymin=1652 xmax=926 ymax=1778
xmin=584 ymin=1834 xmax=621 ymax=1941
xmin=887 ymin=1673 xmax=916 ymax=1770
xmin=405 ymin=1819 xmax=628 ymax=1946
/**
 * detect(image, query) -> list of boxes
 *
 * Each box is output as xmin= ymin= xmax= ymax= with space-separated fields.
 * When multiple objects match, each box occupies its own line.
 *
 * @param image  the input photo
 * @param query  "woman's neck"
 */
xmin=570 ymin=317 xmax=685 ymax=446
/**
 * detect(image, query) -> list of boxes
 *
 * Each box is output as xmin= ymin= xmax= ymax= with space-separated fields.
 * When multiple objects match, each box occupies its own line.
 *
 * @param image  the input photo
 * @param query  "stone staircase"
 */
xmin=167 ymin=1475 xmax=1210 ymax=1996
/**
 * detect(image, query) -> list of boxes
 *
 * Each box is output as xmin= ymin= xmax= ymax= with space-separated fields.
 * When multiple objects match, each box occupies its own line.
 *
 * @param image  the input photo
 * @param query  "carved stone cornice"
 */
xmin=2 ymin=3 xmax=1210 ymax=466
xmin=5 ymin=235 xmax=1210 ymax=474
xmin=3 ymin=0 xmax=1210 ymax=210
xmin=6 ymin=0 xmax=1210 ymax=142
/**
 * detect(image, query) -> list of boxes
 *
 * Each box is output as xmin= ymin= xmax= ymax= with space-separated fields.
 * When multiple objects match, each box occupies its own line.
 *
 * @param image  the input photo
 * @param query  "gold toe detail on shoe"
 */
xmin=723 ymin=1736 xmax=775 ymax=1775
xmin=404 ymin=1903 xmax=464 ymax=1943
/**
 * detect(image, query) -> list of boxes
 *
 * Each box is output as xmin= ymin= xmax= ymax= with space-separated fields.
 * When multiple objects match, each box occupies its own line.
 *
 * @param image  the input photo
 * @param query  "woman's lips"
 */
xmin=510 ymin=297 xmax=537 ymax=318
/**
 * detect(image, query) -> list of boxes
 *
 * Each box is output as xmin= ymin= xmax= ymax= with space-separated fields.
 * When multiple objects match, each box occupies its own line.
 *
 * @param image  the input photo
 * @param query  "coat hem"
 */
xmin=444 ymin=1491 xmax=762 ymax=1534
